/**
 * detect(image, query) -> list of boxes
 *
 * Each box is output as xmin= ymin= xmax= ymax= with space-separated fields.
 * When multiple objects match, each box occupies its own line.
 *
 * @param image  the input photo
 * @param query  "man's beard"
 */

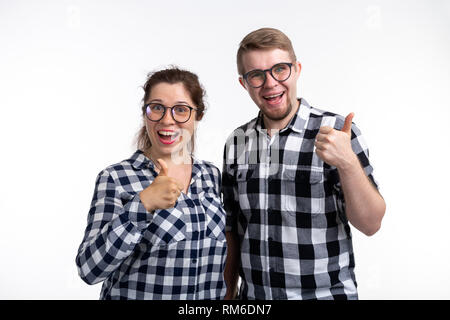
xmin=262 ymin=101 xmax=293 ymax=121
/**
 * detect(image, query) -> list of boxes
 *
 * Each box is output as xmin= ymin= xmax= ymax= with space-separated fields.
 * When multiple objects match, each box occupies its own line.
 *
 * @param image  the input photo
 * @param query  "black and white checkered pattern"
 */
xmin=222 ymin=98 xmax=379 ymax=300
xmin=76 ymin=150 xmax=227 ymax=299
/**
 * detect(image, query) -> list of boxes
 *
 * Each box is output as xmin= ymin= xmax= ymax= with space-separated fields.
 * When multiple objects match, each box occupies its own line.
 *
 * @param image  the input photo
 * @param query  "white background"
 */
xmin=1 ymin=0 xmax=449 ymax=299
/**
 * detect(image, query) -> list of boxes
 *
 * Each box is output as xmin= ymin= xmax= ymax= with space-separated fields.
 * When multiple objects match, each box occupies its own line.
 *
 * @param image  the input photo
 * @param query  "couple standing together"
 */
xmin=76 ymin=28 xmax=386 ymax=300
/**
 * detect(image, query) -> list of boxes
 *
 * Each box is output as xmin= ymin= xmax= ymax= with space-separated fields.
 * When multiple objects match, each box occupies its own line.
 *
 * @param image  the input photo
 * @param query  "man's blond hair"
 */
xmin=237 ymin=28 xmax=297 ymax=75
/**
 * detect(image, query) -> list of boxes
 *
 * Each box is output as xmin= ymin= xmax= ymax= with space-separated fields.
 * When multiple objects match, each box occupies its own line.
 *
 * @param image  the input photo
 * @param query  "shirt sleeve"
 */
xmin=347 ymin=122 xmax=379 ymax=190
xmin=222 ymin=144 xmax=241 ymax=234
xmin=333 ymin=120 xmax=380 ymax=222
xmin=75 ymin=169 xmax=153 ymax=285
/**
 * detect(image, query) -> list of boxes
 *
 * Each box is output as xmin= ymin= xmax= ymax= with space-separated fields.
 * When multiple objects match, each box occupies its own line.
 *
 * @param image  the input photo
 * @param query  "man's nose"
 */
xmin=263 ymin=71 xmax=278 ymax=88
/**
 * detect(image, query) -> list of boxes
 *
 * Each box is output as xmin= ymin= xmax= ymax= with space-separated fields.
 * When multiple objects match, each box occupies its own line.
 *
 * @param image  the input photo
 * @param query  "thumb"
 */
xmin=341 ymin=112 xmax=354 ymax=135
xmin=175 ymin=179 xmax=184 ymax=192
xmin=156 ymin=158 xmax=169 ymax=176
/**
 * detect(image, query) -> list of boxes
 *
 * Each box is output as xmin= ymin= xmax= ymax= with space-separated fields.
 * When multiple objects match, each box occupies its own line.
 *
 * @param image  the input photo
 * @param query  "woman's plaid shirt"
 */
xmin=76 ymin=150 xmax=227 ymax=299
xmin=222 ymin=99 xmax=379 ymax=300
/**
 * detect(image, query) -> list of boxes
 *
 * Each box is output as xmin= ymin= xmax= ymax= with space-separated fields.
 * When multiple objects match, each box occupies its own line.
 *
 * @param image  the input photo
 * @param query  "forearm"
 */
xmin=76 ymin=194 xmax=150 ymax=284
xmin=338 ymin=156 xmax=386 ymax=236
xmin=224 ymin=231 xmax=240 ymax=299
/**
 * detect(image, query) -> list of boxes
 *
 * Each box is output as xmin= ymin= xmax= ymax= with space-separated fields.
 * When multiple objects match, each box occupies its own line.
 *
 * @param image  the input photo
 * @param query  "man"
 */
xmin=222 ymin=28 xmax=386 ymax=300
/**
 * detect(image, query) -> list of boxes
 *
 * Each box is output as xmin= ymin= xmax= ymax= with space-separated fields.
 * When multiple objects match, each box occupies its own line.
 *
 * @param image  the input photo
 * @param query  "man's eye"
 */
xmin=274 ymin=65 xmax=288 ymax=73
xmin=249 ymin=72 xmax=264 ymax=79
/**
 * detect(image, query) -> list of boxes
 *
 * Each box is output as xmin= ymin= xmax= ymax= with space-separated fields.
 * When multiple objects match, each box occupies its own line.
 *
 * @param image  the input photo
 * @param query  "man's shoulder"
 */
xmin=304 ymin=102 xmax=346 ymax=131
xmin=225 ymin=116 xmax=259 ymax=142
xmin=233 ymin=116 xmax=259 ymax=133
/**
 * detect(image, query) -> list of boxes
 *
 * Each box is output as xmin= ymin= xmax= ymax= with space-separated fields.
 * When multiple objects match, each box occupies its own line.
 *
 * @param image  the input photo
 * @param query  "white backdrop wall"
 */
xmin=1 ymin=0 xmax=449 ymax=299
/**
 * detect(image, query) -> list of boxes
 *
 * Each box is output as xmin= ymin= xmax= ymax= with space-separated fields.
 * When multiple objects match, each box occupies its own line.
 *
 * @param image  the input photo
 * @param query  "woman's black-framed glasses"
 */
xmin=242 ymin=62 xmax=293 ymax=88
xmin=145 ymin=103 xmax=197 ymax=123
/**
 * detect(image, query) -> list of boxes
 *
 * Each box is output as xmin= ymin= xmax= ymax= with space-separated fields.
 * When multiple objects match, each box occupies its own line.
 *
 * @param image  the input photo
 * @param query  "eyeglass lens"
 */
xmin=146 ymin=104 xmax=192 ymax=123
xmin=246 ymin=63 xmax=292 ymax=88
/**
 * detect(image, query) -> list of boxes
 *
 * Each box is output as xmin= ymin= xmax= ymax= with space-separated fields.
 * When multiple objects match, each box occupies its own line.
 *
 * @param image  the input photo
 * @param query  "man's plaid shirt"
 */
xmin=222 ymin=98 xmax=379 ymax=300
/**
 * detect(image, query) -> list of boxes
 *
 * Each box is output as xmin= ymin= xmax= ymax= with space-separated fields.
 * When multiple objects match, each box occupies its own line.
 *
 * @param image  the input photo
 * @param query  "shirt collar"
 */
xmin=190 ymin=156 xmax=206 ymax=181
xmin=129 ymin=149 xmax=153 ymax=170
xmin=130 ymin=149 xmax=204 ymax=179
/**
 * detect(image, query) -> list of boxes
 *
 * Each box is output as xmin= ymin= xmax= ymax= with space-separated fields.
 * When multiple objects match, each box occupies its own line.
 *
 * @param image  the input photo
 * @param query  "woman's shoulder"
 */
xmin=193 ymin=158 xmax=221 ymax=177
xmin=98 ymin=150 xmax=151 ymax=178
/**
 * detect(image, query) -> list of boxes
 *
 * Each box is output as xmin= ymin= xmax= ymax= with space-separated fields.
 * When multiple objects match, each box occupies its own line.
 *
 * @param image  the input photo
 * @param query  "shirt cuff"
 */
xmin=123 ymin=194 xmax=154 ymax=231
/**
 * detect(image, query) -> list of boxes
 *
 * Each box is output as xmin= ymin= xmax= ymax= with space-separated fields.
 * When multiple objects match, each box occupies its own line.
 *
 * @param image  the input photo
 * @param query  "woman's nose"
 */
xmin=160 ymin=108 xmax=175 ymax=124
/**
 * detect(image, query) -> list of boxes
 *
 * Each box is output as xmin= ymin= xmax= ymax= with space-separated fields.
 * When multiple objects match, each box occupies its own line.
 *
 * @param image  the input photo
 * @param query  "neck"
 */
xmin=146 ymin=148 xmax=192 ymax=167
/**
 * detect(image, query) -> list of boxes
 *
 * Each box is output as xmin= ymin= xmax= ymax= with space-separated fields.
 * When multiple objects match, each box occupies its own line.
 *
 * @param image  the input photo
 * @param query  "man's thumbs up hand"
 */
xmin=314 ymin=113 xmax=358 ymax=170
xmin=341 ymin=112 xmax=354 ymax=135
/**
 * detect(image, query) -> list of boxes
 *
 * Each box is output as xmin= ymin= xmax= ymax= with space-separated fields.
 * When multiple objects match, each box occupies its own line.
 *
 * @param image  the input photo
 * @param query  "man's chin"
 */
xmin=261 ymin=105 xmax=292 ymax=122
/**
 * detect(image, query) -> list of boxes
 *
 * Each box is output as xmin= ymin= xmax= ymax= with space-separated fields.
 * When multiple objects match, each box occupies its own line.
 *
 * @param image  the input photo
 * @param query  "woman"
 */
xmin=75 ymin=67 xmax=227 ymax=299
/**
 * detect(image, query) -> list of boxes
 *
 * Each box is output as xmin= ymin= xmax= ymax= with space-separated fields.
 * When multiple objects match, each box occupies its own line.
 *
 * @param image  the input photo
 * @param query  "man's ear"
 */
xmin=291 ymin=61 xmax=301 ymax=82
xmin=239 ymin=77 xmax=247 ymax=90
xmin=295 ymin=61 xmax=302 ymax=75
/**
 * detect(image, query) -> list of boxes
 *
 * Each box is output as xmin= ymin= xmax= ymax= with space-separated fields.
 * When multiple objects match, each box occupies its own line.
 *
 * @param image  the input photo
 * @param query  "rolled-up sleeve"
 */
xmin=75 ymin=170 xmax=152 ymax=285
xmin=349 ymin=123 xmax=379 ymax=190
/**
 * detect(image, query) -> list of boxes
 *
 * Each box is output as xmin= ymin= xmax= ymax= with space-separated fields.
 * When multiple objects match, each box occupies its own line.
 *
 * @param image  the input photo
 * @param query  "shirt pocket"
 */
xmin=200 ymin=189 xmax=226 ymax=242
xmin=281 ymin=167 xmax=325 ymax=214
xmin=145 ymin=206 xmax=187 ymax=246
xmin=235 ymin=164 xmax=259 ymax=211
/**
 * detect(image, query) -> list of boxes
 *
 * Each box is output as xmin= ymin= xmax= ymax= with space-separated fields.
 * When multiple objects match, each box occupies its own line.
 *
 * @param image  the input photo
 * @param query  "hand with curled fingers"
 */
xmin=314 ymin=113 xmax=359 ymax=170
xmin=139 ymin=158 xmax=184 ymax=213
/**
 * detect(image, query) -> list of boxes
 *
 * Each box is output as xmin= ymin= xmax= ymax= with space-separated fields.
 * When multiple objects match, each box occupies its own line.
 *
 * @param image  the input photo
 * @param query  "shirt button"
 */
xmin=268 ymin=237 xmax=273 ymax=242
xmin=192 ymin=259 xmax=197 ymax=264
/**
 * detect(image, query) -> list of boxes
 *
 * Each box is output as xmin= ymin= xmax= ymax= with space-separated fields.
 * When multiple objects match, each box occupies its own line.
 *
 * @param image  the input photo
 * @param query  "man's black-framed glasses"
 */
xmin=145 ymin=103 xmax=197 ymax=123
xmin=242 ymin=62 xmax=293 ymax=88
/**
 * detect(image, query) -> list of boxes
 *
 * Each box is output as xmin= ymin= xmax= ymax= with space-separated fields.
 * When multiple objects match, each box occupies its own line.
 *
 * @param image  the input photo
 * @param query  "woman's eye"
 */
xmin=152 ymin=104 xmax=165 ymax=112
xmin=174 ymin=106 xmax=188 ymax=113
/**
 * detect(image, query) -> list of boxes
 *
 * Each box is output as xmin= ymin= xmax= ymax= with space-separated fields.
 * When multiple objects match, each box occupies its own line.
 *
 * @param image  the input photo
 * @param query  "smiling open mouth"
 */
xmin=157 ymin=130 xmax=180 ymax=144
xmin=263 ymin=92 xmax=284 ymax=103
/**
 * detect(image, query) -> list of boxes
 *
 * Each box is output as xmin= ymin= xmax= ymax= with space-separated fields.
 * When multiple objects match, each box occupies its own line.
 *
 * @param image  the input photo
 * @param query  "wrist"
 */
xmin=139 ymin=190 xmax=155 ymax=213
xmin=336 ymin=153 xmax=360 ymax=173
xmin=225 ymin=290 xmax=238 ymax=300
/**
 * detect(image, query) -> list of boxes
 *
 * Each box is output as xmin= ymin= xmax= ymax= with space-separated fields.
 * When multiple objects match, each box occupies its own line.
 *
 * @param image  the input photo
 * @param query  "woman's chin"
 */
xmin=152 ymin=138 xmax=191 ymax=159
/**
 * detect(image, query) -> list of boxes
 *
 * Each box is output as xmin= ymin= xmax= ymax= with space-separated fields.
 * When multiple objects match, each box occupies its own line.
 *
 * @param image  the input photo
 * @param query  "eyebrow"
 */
xmin=148 ymin=99 xmax=190 ymax=105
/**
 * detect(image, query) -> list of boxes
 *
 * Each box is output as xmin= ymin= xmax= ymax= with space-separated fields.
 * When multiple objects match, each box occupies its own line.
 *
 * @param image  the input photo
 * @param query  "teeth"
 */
xmin=158 ymin=131 xmax=175 ymax=136
xmin=264 ymin=92 xmax=283 ymax=99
